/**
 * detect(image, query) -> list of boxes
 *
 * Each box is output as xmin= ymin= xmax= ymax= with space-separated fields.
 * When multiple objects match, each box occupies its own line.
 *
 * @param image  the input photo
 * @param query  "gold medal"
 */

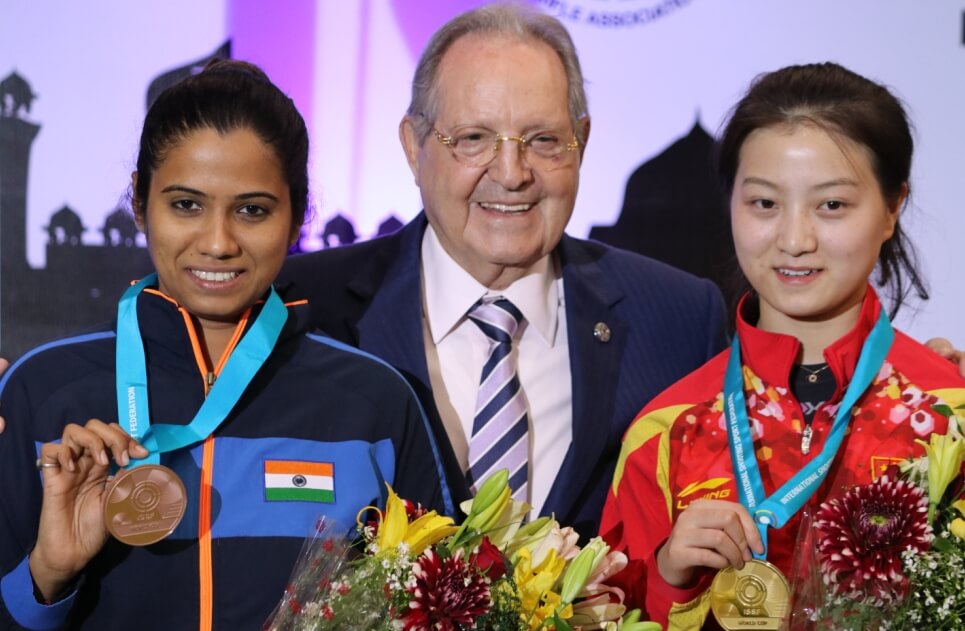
xmin=709 ymin=559 xmax=790 ymax=630
xmin=103 ymin=464 xmax=187 ymax=546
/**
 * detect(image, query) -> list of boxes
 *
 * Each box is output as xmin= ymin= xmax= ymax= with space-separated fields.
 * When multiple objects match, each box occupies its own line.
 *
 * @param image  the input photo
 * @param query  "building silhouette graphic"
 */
xmin=590 ymin=122 xmax=745 ymax=316
xmin=0 ymin=71 xmax=152 ymax=359
xmin=0 ymin=53 xmax=403 ymax=360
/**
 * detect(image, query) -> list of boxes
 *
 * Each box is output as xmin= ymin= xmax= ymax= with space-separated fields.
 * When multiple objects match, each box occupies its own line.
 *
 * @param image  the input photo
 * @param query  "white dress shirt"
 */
xmin=420 ymin=225 xmax=572 ymax=515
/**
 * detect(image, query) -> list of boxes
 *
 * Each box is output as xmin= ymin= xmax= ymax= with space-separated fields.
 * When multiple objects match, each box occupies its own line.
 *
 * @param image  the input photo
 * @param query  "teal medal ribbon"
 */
xmin=115 ymin=273 xmax=288 ymax=466
xmin=722 ymin=309 xmax=893 ymax=558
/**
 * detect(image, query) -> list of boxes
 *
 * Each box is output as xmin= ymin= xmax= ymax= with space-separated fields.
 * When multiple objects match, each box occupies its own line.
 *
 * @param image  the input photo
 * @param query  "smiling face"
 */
xmin=731 ymin=123 xmax=901 ymax=338
xmin=401 ymin=33 xmax=583 ymax=290
xmin=134 ymin=127 xmax=297 ymax=332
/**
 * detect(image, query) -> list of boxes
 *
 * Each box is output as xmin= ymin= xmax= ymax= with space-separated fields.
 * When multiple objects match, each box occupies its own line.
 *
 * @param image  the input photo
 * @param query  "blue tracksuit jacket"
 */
xmin=0 ymin=286 xmax=452 ymax=630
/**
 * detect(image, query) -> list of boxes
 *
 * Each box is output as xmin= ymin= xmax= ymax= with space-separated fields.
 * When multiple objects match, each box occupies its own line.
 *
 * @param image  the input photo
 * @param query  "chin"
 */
xmin=185 ymin=299 xmax=251 ymax=323
xmin=775 ymin=300 xmax=853 ymax=324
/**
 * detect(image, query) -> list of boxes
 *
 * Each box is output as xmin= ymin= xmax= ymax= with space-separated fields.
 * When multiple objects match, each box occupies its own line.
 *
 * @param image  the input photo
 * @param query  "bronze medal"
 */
xmin=103 ymin=464 xmax=187 ymax=546
xmin=709 ymin=559 xmax=790 ymax=630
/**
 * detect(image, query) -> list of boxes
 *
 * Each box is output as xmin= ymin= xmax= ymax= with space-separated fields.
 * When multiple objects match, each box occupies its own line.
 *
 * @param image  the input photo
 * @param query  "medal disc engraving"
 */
xmin=709 ymin=559 xmax=790 ymax=630
xmin=104 ymin=464 xmax=187 ymax=546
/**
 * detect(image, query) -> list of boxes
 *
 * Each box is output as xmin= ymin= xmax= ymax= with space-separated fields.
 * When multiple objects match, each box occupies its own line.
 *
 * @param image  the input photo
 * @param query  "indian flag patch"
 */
xmin=264 ymin=460 xmax=334 ymax=503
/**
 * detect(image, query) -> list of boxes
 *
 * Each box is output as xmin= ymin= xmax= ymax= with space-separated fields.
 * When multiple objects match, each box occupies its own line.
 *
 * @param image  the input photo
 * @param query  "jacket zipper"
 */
xmin=174 ymin=305 xmax=251 ymax=631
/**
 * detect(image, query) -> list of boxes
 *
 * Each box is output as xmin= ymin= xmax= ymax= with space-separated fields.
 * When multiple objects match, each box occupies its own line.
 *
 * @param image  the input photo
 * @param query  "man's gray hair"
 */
xmin=406 ymin=3 xmax=589 ymax=146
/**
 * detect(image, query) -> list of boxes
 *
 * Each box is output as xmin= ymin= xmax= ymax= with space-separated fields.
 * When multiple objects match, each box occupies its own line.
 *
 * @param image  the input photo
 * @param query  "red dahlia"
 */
xmin=401 ymin=549 xmax=491 ymax=630
xmin=814 ymin=475 xmax=932 ymax=605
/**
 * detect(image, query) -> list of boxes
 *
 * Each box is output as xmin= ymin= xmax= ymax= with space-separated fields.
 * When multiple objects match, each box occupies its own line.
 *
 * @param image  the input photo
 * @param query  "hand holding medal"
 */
xmin=655 ymin=498 xmax=763 ymax=589
xmin=29 ymin=419 xmax=152 ymax=602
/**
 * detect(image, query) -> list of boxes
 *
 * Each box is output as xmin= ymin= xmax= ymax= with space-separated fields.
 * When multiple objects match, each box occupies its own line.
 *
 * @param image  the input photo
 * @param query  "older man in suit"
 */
xmin=279 ymin=4 xmax=727 ymax=536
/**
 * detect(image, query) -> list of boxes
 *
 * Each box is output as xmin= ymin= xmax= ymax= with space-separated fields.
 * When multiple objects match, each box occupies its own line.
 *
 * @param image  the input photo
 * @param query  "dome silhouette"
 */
xmin=46 ymin=205 xmax=85 ymax=246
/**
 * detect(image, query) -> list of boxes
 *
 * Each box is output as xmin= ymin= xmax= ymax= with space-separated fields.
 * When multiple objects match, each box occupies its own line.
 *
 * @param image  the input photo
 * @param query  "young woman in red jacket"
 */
xmin=600 ymin=62 xmax=965 ymax=630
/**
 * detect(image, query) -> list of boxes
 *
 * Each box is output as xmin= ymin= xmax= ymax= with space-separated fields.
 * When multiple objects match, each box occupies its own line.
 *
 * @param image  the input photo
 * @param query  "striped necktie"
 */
xmin=466 ymin=297 xmax=529 ymax=502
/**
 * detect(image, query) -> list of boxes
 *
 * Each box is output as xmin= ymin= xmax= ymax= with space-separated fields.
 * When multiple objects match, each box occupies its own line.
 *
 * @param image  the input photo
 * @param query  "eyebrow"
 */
xmin=160 ymin=185 xmax=206 ymax=197
xmin=739 ymin=177 xmax=777 ymax=189
xmin=812 ymin=178 xmax=859 ymax=190
xmin=236 ymin=191 xmax=280 ymax=202
xmin=448 ymin=121 xmax=570 ymax=133
xmin=159 ymin=185 xmax=279 ymax=202
xmin=739 ymin=176 xmax=860 ymax=190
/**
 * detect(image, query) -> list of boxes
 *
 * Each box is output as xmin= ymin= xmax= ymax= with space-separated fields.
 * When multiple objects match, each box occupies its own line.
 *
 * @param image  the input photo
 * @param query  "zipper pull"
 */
xmin=800 ymin=425 xmax=813 ymax=455
xmin=206 ymin=371 xmax=216 ymax=388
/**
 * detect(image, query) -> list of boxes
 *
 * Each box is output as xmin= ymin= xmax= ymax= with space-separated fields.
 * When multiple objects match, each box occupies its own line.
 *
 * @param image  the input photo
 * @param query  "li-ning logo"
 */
xmin=127 ymin=386 xmax=138 ymax=436
xmin=676 ymin=477 xmax=732 ymax=509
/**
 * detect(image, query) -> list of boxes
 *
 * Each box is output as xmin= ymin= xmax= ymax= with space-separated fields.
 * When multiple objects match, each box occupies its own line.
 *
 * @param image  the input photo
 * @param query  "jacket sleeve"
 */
xmin=388 ymin=377 xmax=456 ymax=519
xmin=600 ymin=404 xmax=711 ymax=627
xmin=0 ymin=368 xmax=79 ymax=630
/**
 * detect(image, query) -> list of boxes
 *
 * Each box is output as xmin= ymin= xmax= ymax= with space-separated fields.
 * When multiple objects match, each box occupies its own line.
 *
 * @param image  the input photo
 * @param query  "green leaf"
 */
xmin=551 ymin=612 xmax=574 ymax=631
xmin=932 ymin=404 xmax=953 ymax=418
xmin=623 ymin=608 xmax=642 ymax=624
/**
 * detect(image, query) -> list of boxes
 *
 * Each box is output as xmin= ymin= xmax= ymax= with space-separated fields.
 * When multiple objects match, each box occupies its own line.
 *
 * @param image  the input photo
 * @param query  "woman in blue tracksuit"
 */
xmin=0 ymin=60 xmax=452 ymax=630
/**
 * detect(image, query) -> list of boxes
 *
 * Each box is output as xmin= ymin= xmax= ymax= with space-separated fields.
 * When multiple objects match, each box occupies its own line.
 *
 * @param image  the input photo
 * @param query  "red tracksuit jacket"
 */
xmin=600 ymin=287 xmax=965 ymax=629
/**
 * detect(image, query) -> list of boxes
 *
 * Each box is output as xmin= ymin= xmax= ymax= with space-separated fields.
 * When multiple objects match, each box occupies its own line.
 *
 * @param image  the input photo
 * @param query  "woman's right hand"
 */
xmin=28 ymin=419 xmax=148 ymax=602
xmin=656 ymin=499 xmax=765 ymax=588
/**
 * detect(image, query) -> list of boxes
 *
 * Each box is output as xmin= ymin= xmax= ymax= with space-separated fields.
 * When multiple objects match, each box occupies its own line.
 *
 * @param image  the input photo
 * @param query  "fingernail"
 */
xmin=120 ymin=450 xmax=130 ymax=466
xmin=67 ymin=459 xmax=76 ymax=473
xmin=99 ymin=451 xmax=109 ymax=466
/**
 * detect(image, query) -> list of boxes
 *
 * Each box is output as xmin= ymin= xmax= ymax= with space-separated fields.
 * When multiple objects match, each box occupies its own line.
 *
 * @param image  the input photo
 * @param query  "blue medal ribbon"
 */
xmin=723 ymin=309 xmax=893 ymax=558
xmin=115 ymin=273 xmax=287 ymax=466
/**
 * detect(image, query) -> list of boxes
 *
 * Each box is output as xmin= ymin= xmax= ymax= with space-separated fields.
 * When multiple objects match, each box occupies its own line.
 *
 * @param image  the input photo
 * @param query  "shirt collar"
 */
xmin=421 ymin=224 xmax=560 ymax=346
xmin=735 ymin=284 xmax=882 ymax=390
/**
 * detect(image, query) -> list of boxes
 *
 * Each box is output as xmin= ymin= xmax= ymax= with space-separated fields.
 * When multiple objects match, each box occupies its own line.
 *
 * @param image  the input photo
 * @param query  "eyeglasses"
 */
xmin=432 ymin=126 xmax=580 ymax=171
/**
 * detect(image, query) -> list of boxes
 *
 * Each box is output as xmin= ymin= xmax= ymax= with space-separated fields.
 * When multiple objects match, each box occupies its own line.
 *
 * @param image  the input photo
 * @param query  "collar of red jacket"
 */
xmin=734 ymin=284 xmax=883 ymax=392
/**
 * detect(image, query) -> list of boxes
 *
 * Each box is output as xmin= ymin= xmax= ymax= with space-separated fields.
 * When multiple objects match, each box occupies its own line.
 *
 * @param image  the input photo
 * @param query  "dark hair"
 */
xmin=133 ymin=59 xmax=310 ymax=227
xmin=717 ymin=62 xmax=927 ymax=316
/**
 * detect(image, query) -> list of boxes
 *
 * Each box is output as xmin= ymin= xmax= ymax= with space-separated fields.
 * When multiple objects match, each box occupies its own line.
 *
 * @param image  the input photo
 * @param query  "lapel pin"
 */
xmin=593 ymin=322 xmax=611 ymax=343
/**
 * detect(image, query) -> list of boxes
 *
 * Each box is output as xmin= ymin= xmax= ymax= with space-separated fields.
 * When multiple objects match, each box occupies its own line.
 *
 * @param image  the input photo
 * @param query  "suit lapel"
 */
xmin=541 ymin=236 xmax=627 ymax=523
xmin=350 ymin=216 xmax=432 ymax=389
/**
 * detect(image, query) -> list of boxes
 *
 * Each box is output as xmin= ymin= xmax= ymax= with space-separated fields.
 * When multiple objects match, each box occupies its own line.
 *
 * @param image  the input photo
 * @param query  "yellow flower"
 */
xmin=372 ymin=484 xmax=409 ymax=552
xmin=953 ymin=499 xmax=965 ymax=517
xmin=402 ymin=511 xmax=459 ymax=555
xmin=951 ymin=518 xmax=965 ymax=541
xmin=514 ymin=547 xmax=570 ymax=629
xmin=915 ymin=432 xmax=965 ymax=508
xmin=372 ymin=485 xmax=456 ymax=555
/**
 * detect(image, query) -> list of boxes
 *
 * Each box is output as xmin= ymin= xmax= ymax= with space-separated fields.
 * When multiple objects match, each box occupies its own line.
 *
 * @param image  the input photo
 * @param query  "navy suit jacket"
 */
xmin=278 ymin=214 xmax=727 ymax=537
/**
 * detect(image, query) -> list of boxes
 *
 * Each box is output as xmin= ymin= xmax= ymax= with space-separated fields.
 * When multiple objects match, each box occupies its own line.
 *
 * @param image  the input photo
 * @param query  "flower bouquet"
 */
xmin=809 ymin=404 xmax=965 ymax=630
xmin=264 ymin=470 xmax=661 ymax=630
